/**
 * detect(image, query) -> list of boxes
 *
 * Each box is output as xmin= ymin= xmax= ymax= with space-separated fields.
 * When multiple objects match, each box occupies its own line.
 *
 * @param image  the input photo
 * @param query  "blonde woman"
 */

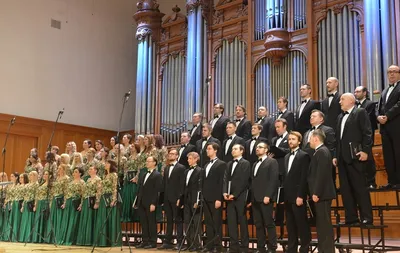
xmin=65 ymin=142 xmax=77 ymax=164
xmin=71 ymin=152 xmax=84 ymax=180
xmin=84 ymin=148 xmax=98 ymax=181
xmin=60 ymin=153 xmax=71 ymax=176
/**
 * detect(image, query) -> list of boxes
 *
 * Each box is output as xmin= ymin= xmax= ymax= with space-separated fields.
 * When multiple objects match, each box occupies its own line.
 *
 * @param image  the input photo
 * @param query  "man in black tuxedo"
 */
xmin=333 ymin=93 xmax=373 ymax=225
xmin=234 ymin=105 xmax=252 ymax=141
xmin=276 ymin=97 xmax=294 ymax=131
xmin=182 ymin=152 xmax=202 ymax=251
xmin=270 ymin=119 xmax=290 ymax=179
xmin=201 ymin=143 xmax=227 ymax=253
xmin=377 ymin=65 xmax=400 ymax=189
xmin=295 ymin=84 xmax=320 ymax=135
xmin=283 ymin=131 xmax=311 ymax=253
xmin=135 ymin=156 xmax=163 ymax=249
xmin=354 ymin=86 xmax=378 ymax=188
xmin=196 ymin=123 xmax=221 ymax=167
xmin=210 ymin=103 xmax=230 ymax=143
xmin=249 ymin=141 xmax=279 ymax=253
xmin=178 ymin=132 xmax=197 ymax=168
xmin=308 ymin=130 xmax=336 ymax=253
xmin=189 ymin=113 xmax=203 ymax=145
xmin=223 ymin=144 xmax=251 ymax=253
xmin=245 ymin=124 xmax=269 ymax=166
xmin=222 ymin=122 xmax=246 ymax=162
xmin=255 ymin=106 xmax=276 ymax=141
xmin=159 ymin=149 xmax=187 ymax=249
xmin=321 ymin=77 xmax=342 ymax=132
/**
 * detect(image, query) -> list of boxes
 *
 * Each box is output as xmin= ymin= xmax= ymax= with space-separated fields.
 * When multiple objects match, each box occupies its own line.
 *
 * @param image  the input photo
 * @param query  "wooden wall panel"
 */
xmin=0 ymin=113 xmax=119 ymax=176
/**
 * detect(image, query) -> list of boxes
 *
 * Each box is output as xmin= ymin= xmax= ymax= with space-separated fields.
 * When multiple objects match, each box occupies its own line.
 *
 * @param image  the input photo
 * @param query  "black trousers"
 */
xmin=138 ymin=204 xmax=157 ymax=245
xmin=315 ymin=200 xmax=334 ymax=253
xmin=184 ymin=201 xmax=201 ymax=248
xmin=226 ymin=194 xmax=249 ymax=249
xmin=381 ymin=131 xmax=400 ymax=185
xmin=284 ymin=202 xmax=311 ymax=253
xmin=338 ymin=160 xmax=373 ymax=222
xmin=164 ymin=199 xmax=183 ymax=244
xmin=252 ymin=201 xmax=277 ymax=250
xmin=203 ymin=200 xmax=222 ymax=249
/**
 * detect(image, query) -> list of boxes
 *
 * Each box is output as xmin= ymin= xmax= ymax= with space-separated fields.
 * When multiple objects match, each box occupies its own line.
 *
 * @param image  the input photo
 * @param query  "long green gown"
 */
xmin=76 ymin=176 xmax=101 ymax=246
xmin=93 ymin=172 xmax=121 ymax=247
xmin=18 ymin=182 xmax=39 ymax=243
xmin=32 ymin=182 xmax=49 ymax=243
xmin=59 ymin=178 xmax=85 ymax=245
xmin=10 ymin=184 xmax=25 ymax=242
xmin=121 ymin=156 xmax=139 ymax=222
xmin=46 ymin=175 xmax=69 ymax=244
xmin=1 ymin=184 xmax=14 ymax=241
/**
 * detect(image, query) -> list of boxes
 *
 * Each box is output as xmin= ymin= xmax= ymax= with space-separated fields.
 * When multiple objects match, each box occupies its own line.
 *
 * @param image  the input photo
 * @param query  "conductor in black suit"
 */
xmin=249 ymin=141 xmax=279 ymax=253
xmin=308 ymin=130 xmax=336 ymax=253
xmin=244 ymin=124 xmax=269 ymax=166
xmin=223 ymin=144 xmax=251 ymax=253
xmin=377 ymin=65 xmax=400 ymax=189
xmin=222 ymin=122 xmax=246 ymax=163
xmin=182 ymin=152 xmax=202 ymax=251
xmin=295 ymin=84 xmax=320 ymax=135
xmin=159 ymin=149 xmax=187 ymax=249
xmin=210 ymin=103 xmax=230 ymax=143
xmin=283 ymin=131 xmax=311 ymax=253
xmin=189 ymin=112 xmax=203 ymax=145
xmin=234 ymin=105 xmax=252 ymax=141
xmin=276 ymin=97 xmax=294 ymax=131
xmin=333 ymin=93 xmax=373 ymax=225
xmin=354 ymin=86 xmax=378 ymax=188
xmin=201 ymin=143 xmax=227 ymax=252
xmin=135 ymin=156 xmax=163 ymax=249
xmin=196 ymin=123 xmax=221 ymax=167
xmin=255 ymin=106 xmax=275 ymax=141
xmin=178 ymin=132 xmax=197 ymax=168
xmin=320 ymin=77 xmax=342 ymax=132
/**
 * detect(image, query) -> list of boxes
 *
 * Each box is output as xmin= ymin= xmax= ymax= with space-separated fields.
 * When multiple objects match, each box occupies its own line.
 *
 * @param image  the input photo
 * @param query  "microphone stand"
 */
xmin=0 ymin=117 xmax=17 ymax=241
xmin=92 ymin=91 xmax=131 ymax=252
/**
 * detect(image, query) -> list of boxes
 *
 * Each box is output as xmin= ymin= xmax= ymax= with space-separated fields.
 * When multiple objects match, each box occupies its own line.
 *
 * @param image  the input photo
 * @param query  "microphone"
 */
xmin=205 ymin=75 xmax=212 ymax=84
xmin=125 ymin=90 xmax=131 ymax=102
xmin=11 ymin=117 xmax=16 ymax=125
xmin=59 ymin=108 xmax=65 ymax=119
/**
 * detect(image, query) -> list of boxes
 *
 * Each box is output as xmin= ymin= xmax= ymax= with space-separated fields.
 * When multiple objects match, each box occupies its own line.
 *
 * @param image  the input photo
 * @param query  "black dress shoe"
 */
xmin=144 ymin=244 xmax=157 ymax=249
xmin=380 ymin=183 xmax=393 ymax=189
xmin=159 ymin=243 xmax=174 ymax=250
xmin=136 ymin=243 xmax=148 ymax=248
xmin=361 ymin=219 xmax=373 ymax=225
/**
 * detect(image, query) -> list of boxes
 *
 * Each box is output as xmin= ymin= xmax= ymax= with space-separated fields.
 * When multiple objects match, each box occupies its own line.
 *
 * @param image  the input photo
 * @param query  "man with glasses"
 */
xmin=377 ymin=65 xmax=400 ymax=189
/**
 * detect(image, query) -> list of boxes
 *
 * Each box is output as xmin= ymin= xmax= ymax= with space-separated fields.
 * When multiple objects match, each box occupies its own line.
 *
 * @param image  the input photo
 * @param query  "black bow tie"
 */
xmin=389 ymin=84 xmax=395 ymax=88
xmin=189 ymin=166 xmax=196 ymax=170
xmin=311 ymin=126 xmax=316 ymax=130
xmin=302 ymin=100 xmax=307 ymax=103
xmin=210 ymin=158 xmax=216 ymax=163
xmin=181 ymin=144 xmax=186 ymax=148
xmin=252 ymin=137 xmax=257 ymax=141
xmin=327 ymin=93 xmax=335 ymax=97
xmin=343 ymin=111 xmax=349 ymax=115
xmin=227 ymin=136 xmax=233 ymax=140
xmin=258 ymin=158 xmax=263 ymax=162
xmin=278 ymin=135 xmax=283 ymax=138
xmin=203 ymin=138 xmax=208 ymax=141
xmin=170 ymin=164 xmax=175 ymax=167
xmin=235 ymin=119 xmax=241 ymax=122
xmin=291 ymin=151 xmax=297 ymax=156
xmin=257 ymin=117 xmax=263 ymax=121
xmin=278 ymin=111 xmax=283 ymax=115
xmin=233 ymin=159 xmax=239 ymax=163
xmin=147 ymin=171 xmax=152 ymax=174
xmin=214 ymin=115 xmax=219 ymax=119
xmin=355 ymin=101 xmax=361 ymax=106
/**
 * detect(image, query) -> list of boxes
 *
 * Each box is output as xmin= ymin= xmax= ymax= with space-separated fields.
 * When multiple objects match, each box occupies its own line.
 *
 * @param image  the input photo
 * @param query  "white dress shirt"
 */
xmin=205 ymin=158 xmax=217 ymax=177
xmin=328 ymin=91 xmax=337 ymax=107
xmin=231 ymin=157 xmax=241 ymax=175
xmin=298 ymin=98 xmax=310 ymax=117
xmin=276 ymin=131 xmax=288 ymax=147
xmin=144 ymin=169 xmax=154 ymax=184
xmin=287 ymin=148 xmax=299 ymax=173
xmin=168 ymin=162 xmax=177 ymax=178
xmin=254 ymin=155 xmax=267 ymax=176
xmin=225 ymin=134 xmax=236 ymax=154
xmin=340 ymin=107 xmax=354 ymax=139
xmin=202 ymin=136 xmax=210 ymax=149
xmin=250 ymin=135 xmax=259 ymax=154
xmin=186 ymin=166 xmax=195 ymax=185
xmin=278 ymin=109 xmax=287 ymax=119
xmin=211 ymin=115 xmax=221 ymax=128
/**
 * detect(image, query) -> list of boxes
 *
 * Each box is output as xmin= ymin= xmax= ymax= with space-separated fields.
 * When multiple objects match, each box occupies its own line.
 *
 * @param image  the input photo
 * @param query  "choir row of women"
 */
xmin=0 ymin=133 xmax=168 ymax=246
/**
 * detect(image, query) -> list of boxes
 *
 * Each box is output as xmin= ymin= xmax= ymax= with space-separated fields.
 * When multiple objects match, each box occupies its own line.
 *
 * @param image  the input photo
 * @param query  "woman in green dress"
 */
xmin=10 ymin=173 xmax=25 ymax=242
xmin=97 ymin=147 xmax=110 ymax=179
xmin=71 ymin=152 xmax=84 ymax=180
xmin=46 ymin=164 xmax=70 ymax=244
xmin=43 ymin=152 xmax=57 ymax=181
xmin=94 ymin=140 xmax=104 ymax=161
xmin=32 ymin=170 xmax=50 ymax=243
xmin=93 ymin=160 xmax=121 ymax=246
xmin=60 ymin=153 xmax=71 ymax=177
xmin=2 ymin=172 xmax=18 ymax=241
xmin=0 ymin=172 xmax=8 ymax=240
xmin=18 ymin=171 xmax=39 ymax=243
xmin=121 ymin=143 xmax=139 ymax=222
xmin=76 ymin=166 xmax=102 ymax=246
xmin=59 ymin=167 xmax=85 ymax=245
xmin=65 ymin=142 xmax=77 ymax=165
xmin=84 ymin=148 xmax=99 ymax=181
xmin=81 ymin=139 xmax=92 ymax=164
xmin=109 ymin=136 xmax=118 ymax=160
xmin=24 ymin=153 xmax=43 ymax=181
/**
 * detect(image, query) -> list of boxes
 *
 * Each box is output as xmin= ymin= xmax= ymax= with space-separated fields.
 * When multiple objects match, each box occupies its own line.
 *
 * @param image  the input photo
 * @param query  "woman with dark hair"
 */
xmin=2 ymin=172 xmax=19 ymax=241
xmin=10 ymin=173 xmax=26 ymax=241
xmin=81 ymin=139 xmax=92 ymax=164
xmin=154 ymin=134 xmax=167 ymax=170
xmin=93 ymin=160 xmax=121 ymax=246
xmin=121 ymin=143 xmax=139 ymax=222
xmin=43 ymin=151 xmax=57 ymax=181
xmin=59 ymin=167 xmax=85 ymax=245
xmin=25 ymin=153 xmax=43 ymax=179
xmin=19 ymin=171 xmax=39 ymax=243
xmin=94 ymin=140 xmax=104 ymax=160
xmin=76 ymin=166 xmax=102 ymax=246
xmin=97 ymin=147 xmax=110 ymax=179
xmin=32 ymin=170 xmax=50 ymax=243
xmin=109 ymin=136 xmax=118 ymax=160
xmin=0 ymin=172 xmax=8 ymax=240
xmin=122 ymin=134 xmax=133 ymax=157
xmin=46 ymin=164 xmax=70 ymax=244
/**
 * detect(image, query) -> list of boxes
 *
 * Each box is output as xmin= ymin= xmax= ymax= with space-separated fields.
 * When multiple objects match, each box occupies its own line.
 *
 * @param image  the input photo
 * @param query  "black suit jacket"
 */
xmin=277 ymin=110 xmax=294 ymax=131
xmin=244 ymin=137 xmax=269 ymax=166
xmin=271 ymin=134 xmax=290 ymax=176
xmin=221 ymin=136 xmax=246 ymax=162
xmin=196 ymin=137 xmax=222 ymax=167
xmin=235 ymin=117 xmax=252 ymax=141
xmin=201 ymin=159 xmax=227 ymax=202
xmin=137 ymin=169 xmax=163 ymax=207
xmin=295 ymin=99 xmax=320 ymax=135
xmin=377 ymin=82 xmax=400 ymax=134
xmin=321 ymin=92 xmax=342 ymax=131
xmin=223 ymin=158 xmax=251 ymax=199
xmin=189 ymin=124 xmax=202 ymax=146
xmin=360 ymin=99 xmax=378 ymax=133
xmin=302 ymin=125 xmax=336 ymax=158
xmin=256 ymin=116 xmax=275 ymax=142
xmin=163 ymin=162 xmax=186 ymax=203
xmin=283 ymin=149 xmax=310 ymax=203
xmin=250 ymin=158 xmax=279 ymax=202
xmin=178 ymin=144 xmax=197 ymax=168
xmin=211 ymin=116 xmax=230 ymax=143
xmin=336 ymin=108 xmax=372 ymax=164
xmin=308 ymin=145 xmax=336 ymax=201
xmin=183 ymin=166 xmax=201 ymax=205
